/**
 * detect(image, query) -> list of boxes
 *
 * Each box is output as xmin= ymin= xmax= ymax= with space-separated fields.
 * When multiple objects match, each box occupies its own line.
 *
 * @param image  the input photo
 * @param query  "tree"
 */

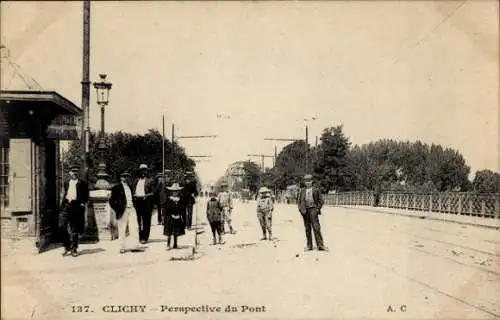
xmin=473 ymin=170 xmax=500 ymax=193
xmin=62 ymin=129 xmax=196 ymax=187
xmin=242 ymin=161 xmax=262 ymax=194
xmin=274 ymin=140 xmax=309 ymax=189
xmin=313 ymin=125 xmax=351 ymax=192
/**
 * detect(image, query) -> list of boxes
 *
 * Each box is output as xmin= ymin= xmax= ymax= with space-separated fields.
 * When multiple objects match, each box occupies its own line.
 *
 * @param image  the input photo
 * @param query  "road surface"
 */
xmin=2 ymin=200 xmax=499 ymax=320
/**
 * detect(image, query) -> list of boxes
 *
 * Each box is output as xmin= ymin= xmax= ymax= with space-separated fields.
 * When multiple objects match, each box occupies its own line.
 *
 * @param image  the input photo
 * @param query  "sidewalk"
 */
xmin=340 ymin=205 xmax=500 ymax=229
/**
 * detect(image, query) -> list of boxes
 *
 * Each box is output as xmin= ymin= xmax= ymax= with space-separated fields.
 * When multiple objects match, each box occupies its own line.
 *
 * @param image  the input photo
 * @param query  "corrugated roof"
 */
xmin=1 ymin=45 xmax=43 ymax=91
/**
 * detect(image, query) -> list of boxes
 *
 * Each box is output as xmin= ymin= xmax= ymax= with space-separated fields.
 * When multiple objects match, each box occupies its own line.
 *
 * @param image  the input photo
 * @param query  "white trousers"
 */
xmin=117 ymin=207 xmax=140 ymax=250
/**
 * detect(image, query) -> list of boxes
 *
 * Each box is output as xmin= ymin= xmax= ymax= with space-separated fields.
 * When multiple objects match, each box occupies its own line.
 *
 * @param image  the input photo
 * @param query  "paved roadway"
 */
xmin=2 ymin=199 xmax=499 ymax=320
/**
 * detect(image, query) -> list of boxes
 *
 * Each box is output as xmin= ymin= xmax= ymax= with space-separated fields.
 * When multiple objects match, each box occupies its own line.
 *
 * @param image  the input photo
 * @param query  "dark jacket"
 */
xmin=206 ymin=197 xmax=223 ymax=222
xmin=61 ymin=179 xmax=89 ymax=206
xmin=132 ymin=177 xmax=154 ymax=198
xmin=60 ymin=179 xmax=89 ymax=234
xmin=132 ymin=177 xmax=154 ymax=213
xmin=182 ymin=180 xmax=198 ymax=205
xmin=109 ymin=183 xmax=133 ymax=220
xmin=297 ymin=186 xmax=323 ymax=215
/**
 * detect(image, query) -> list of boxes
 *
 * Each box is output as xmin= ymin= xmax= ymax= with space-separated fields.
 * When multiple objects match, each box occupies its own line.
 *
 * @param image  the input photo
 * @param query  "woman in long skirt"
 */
xmin=163 ymin=183 xmax=186 ymax=249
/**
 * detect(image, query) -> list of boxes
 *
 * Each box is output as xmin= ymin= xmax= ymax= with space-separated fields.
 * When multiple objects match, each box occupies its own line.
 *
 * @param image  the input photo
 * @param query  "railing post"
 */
xmin=447 ymin=195 xmax=451 ymax=213
xmin=468 ymin=196 xmax=473 ymax=215
xmin=429 ymin=194 xmax=433 ymax=212
xmin=481 ymin=198 xmax=486 ymax=216
xmin=458 ymin=194 xmax=462 ymax=215
xmin=438 ymin=195 xmax=442 ymax=213
xmin=495 ymin=198 xmax=499 ymax=219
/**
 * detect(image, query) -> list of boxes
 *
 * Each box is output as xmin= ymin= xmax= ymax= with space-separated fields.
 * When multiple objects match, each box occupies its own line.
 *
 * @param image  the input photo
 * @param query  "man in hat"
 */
xmin=59 ymin=165 xmax=89 ymax=257
xmin=256 ymin=187 xmax=274 ymax=240
xmin=217 ymin=182 xmax=235 ymax=234
xmin=297 ymin=174 xmax=326 ymax=251
xmin=182 ymin=171 xmax=198 ymax=229
xmin=109 ymin=171 xmax=141 ymax=253
xmin=133 ymin=164 xmax=155 ymax=243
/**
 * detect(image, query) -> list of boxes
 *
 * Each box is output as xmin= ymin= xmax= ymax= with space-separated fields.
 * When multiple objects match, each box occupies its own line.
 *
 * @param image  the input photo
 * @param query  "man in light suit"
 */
xmin=59 ymin=165 xmax=89 ymax=257
xmin=133 ymin=164 xmax=155 ymax=243
xmin=109 ymin=171 xmax=141 ymax=253
xmin=297 ymin=174 xmax=327 ymax=251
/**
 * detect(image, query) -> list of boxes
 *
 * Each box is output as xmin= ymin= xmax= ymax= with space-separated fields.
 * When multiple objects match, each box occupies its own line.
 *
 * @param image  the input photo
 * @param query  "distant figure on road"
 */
xmin=256 ymin=187 xmax=274 ymax=240
xmin=109 ymin=171 xmax=141 ymax=254
xmin=154 ymin=172 xmax=166 ymax=225
xmin=59 ymin=164 xmax=89 ymax=257
xmin=183 ymin=171 xmax=198 ymax=230
xmin=133 ymin=164 xmax=154 ymax=244
xmin=164 ymin=182 xmax=186 ymax=249
xmin=218 ymin=182 xmax=236 ymax=234
xmin=297 ymin=174 xmax=327 ymax=251
xmin=206 ymin=192 xmax=224 ymax=245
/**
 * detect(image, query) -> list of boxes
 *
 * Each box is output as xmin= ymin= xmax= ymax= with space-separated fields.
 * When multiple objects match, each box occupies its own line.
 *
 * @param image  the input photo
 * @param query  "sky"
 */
xmin=1 ymin=1 xmax=498 ymax=184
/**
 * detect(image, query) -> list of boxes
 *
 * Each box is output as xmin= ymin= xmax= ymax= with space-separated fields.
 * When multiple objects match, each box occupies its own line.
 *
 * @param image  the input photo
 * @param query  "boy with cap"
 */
xmin=256 ymin=187 xmax=274 ymax=240
xmin=59 ymin=165 xmax=89 ymax=257
xmin=206 ymin=192 xmax=224 ymax=245
xmin=217 ymin=182 xmax=235 ymax=234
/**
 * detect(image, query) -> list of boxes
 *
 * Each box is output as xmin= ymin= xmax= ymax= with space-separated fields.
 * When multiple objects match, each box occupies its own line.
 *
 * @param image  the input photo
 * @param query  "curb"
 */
xmin=340 ymin=206 xmax=500 ymax=230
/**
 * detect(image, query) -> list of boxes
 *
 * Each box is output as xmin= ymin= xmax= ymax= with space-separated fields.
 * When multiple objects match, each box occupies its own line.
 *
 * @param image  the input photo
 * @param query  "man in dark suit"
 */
xmin=182 ymin=171 xmax=198 ymax=229
xmin=109 ymin=171 xmax=140 ymax=253
xmin=133 ymin=164 xmax=155 ymax=243
xmin=154 ymin=173 xmax=166 ymax=225
xmin=59 ymin=165 xmax=89 ymax=257
xmin=297 ymin=174 xmax=327 ymax=251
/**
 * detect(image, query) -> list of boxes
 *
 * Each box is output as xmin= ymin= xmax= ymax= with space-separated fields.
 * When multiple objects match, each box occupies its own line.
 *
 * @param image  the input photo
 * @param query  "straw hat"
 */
xmin=304 ymin=174 xmax=313 ymax=181
xmin=139 ymin=164 xmax=148 ymax=170
xmin=167 ymin=183 xmax=183 ymax=191
xmin=259 ymin=187 xmax=271 ymax=194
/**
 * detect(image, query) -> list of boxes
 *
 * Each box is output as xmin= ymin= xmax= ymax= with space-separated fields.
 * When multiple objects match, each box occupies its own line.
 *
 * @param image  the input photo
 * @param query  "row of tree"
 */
xmin=63 ymin=129 xmax=197 ymax=186
xmin=228 ymin=125 xmax=499 ymax=194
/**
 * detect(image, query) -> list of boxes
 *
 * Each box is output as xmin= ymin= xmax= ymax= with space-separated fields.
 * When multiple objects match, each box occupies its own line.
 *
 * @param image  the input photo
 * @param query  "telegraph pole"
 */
xmin=171 ymin=122 xmax=216 ymax=174
xmin=264 ymin=137 xmax=303 ymax=168
xmin=247 ymin=154 xmax=274 ymax=171
xmin=81 ymin=0 xmax=91 ymax=180
xmin=162 ymin=115 xmax=165 ymax=176
xmin=171 ymin=122 xmax=175 ymax=170
xmin=305 ymin=125 xmax=309 ymax=173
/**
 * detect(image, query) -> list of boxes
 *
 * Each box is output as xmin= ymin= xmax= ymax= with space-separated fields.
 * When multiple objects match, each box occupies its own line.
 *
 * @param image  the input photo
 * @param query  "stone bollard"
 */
xmin=89 ymin=189 xmax=118 ymax=241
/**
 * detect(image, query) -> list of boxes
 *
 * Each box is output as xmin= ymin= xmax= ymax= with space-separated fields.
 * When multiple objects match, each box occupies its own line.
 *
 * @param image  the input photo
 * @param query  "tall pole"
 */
xmin=305 ymin=125 xmax=309 ymax=173
xmin=171 ymin=122 xmax=175 ymax=171
xmin=274 ymin=145 xmax=277 ymax=167
xmin=81 ymin=0 xmax=91 ymax=180
xmin=162 ymin=114 xmax=165 ymax=176
xmin=261 ymin=155 xmax=264 ymax=171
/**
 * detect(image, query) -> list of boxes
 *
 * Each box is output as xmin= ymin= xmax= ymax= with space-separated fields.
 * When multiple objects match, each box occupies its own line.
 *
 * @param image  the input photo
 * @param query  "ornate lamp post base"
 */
xmin=91 ymin=163 xmax=116 ymax=241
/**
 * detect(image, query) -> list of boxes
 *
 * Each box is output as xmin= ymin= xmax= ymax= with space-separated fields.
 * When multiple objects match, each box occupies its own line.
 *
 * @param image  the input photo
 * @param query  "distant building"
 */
xmin=0 ymin=46 xmax=81 ymax=251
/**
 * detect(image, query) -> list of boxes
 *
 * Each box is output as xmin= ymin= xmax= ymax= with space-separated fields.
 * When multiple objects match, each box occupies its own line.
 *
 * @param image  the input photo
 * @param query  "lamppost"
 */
xmin=93 ymin=74 xmax=112 ymax=190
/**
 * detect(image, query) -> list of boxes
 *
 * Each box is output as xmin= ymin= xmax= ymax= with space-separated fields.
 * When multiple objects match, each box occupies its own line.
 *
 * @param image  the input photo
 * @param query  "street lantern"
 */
xmin=92 ymin=74 xmax=112 ymax=190
xmin=94 ymin=74 xmax=112 ymax=106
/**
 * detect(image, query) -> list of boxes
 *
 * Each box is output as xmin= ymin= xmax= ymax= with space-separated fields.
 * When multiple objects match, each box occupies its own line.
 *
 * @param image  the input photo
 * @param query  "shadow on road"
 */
xmin=147 ymin=238 xmax=168 ymax=243
xmin=78 ymin=248 xmax=106 ymax=256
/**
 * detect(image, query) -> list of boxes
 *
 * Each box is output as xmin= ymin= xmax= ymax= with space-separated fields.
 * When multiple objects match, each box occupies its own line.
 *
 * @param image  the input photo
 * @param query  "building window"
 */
xmin=0 ymin=145 xmax=8 ymax=215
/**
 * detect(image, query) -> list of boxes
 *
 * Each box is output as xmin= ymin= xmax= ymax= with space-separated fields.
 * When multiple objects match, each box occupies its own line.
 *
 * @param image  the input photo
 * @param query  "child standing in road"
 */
xmin=256 ymin=187 xmax=274 ymax=240
xmin=206 ymin=192 xmax=224 ymax=245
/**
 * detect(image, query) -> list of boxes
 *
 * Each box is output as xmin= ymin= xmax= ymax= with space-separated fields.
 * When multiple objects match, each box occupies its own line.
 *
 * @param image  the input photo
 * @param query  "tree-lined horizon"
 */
xmin=220 ymin=125 xmax=499 ymax=195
